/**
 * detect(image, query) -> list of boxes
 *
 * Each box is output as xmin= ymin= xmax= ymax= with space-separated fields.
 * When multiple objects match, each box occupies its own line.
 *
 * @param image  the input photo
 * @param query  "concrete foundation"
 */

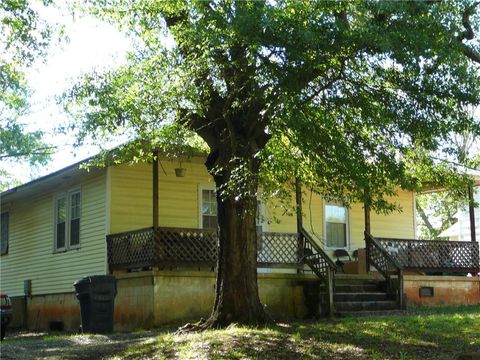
xmin=10 ymin=272 xmax=480 ymax=332
xmin=404 ymin=275 xmax=480 ymax=307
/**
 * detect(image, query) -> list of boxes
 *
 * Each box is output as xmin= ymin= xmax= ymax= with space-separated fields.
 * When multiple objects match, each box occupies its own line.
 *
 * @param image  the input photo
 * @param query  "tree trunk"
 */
xmin=202 ymin=171 xmax=269 ymax=328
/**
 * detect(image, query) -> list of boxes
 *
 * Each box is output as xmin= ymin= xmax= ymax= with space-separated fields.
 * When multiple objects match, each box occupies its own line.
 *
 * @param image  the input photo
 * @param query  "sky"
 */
xmin=15 ymin=3 xmax=131 ymax=183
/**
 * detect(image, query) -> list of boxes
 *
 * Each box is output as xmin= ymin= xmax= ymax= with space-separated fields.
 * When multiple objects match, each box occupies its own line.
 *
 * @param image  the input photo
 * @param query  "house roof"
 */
xmin=1 ymin=156 xmax=97 ymax=203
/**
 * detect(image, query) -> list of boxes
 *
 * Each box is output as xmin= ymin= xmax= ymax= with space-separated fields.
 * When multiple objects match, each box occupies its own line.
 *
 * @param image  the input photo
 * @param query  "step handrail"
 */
xmin=365 ymin=231 xmax=404 ymax=309
xmin=300 ymin=228 xmax=337 ymax=272
xmin=300 ymin=228 xmax=336 ymax=316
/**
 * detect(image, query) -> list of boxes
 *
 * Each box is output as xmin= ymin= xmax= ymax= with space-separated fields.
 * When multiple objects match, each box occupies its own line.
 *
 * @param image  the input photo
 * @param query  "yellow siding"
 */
xmin=109 ymin=157 xmax=214 ymax=233
xmin=0 ymin=172 xmax=107 ymax=296
xmin=370 ymin=190 xmax=415 ymax=239
xmin=109 ymin=158 xmax=415 ymax=253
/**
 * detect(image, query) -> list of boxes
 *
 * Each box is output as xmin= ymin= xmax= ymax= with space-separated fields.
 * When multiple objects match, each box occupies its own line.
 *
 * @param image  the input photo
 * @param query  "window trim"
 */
xmin=1 ymin=212 xmax=9 ymax=256
xmin=198 ymin=185 xmax=268 ymax=232
xmin=54 ymin=188 xmax=81 ymax=253
xmin=323 ymin=200 xmax=350 ymax=250
xmin=198 ymin=184 xmax=217 ymax=230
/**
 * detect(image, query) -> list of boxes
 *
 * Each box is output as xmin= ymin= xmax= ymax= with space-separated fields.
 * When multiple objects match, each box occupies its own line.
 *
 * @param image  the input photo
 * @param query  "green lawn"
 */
xmin=2 ymin=305 xmax=479 ymax=359
xmin=116 ymin=305 xmax=480 ymax=360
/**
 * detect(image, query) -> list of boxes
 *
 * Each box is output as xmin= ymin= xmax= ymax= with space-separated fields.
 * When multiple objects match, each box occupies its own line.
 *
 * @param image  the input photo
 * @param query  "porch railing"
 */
xmin=365 ymin=232 xmax=404 ymax=309
xmin=107 ymin=227 xmax=300 ymax=270
xmin=375 ymin=237 xmax=480 ymax=273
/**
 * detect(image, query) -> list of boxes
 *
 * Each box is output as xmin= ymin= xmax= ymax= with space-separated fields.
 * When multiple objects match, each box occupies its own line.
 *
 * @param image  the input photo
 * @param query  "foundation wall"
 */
xmin=22 ymin=292 xmax=80 ymax=331
xmin=112 ymin=270 xmax=316 ymax=330
xmin=404 ymin=275 xmax=480 ymax=306
xmin=16 ymin=273 xmax=480 ymax=332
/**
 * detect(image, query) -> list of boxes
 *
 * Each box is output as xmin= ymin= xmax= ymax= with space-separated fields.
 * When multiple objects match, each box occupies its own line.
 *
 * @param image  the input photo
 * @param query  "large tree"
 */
xmin=66 ymin=0 xmax=480 ymax=328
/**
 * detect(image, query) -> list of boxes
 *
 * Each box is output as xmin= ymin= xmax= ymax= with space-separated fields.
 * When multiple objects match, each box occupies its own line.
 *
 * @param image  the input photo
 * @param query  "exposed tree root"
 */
xmin=175 ymin=310 xmax=274 ymax=334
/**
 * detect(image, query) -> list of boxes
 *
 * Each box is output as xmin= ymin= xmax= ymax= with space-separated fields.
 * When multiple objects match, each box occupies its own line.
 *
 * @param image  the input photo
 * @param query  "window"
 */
xmin=201 ymin=189 xmax=217 ymax=230
xmin=1 ymin=212 xmax=9 ymax=255
xmin=200 ymin=188 xmax=265 ymax=233
xmin=55 ymin=190 xmax=81 ymax=251
xmin=325 ymin=203 xmax=348 ymax=248
xmin=256 ymin=201 xmax=264 ymax=233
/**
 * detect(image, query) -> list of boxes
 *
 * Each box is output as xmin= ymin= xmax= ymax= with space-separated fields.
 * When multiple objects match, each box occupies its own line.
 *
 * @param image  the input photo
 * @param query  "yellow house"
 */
xmin=1 ymin=155 xmax=478 ymax=331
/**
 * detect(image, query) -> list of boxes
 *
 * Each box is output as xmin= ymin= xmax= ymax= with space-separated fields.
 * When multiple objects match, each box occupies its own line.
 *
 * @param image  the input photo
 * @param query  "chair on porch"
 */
xmin=334 ymin=249 xmax=351 ymax=273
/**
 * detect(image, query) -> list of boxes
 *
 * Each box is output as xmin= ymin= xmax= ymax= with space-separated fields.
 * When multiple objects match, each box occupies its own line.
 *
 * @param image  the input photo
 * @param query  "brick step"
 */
xmin=335 ymin=300 xmax=398 ymax=312
xmin=334 ymin=292 xmax=390 ymax=302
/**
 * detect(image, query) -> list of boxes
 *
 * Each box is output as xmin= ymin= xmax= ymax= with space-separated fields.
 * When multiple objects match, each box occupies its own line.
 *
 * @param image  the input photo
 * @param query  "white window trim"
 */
xmin=323 ymin=199 xmax=350 ymax=250
xmin=198 ymin=185 xmax=269 ymax=232
xmin=256 ymin=200 xmax=268 ymax=233
xmin=198 ymin=184 xmax=216 ymax=229
xmin=54 ymin=188 xmax=81 ymax=253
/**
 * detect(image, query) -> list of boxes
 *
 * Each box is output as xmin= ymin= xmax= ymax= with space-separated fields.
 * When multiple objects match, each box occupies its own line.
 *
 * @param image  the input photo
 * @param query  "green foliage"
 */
xmin=65 ymin=0 xmax=480 ymax=215
xmin=416 ymin=191 xmax=461 ymax=239
xmin=0 ymin=0 xmax=55 ymax=189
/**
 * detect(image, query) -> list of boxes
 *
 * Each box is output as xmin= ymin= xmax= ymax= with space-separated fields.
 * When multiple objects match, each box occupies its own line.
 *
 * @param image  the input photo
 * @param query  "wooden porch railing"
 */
xmin=365 ymin=232 xmax=404 ymax=309
xmin=375 ymin=237 xmax=480 ymax=273
xmin=107 ymin=227 xmax=300 ymax=270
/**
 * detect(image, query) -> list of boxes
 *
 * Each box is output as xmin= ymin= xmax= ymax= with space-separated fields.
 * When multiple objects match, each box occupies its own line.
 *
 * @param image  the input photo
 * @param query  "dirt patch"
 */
xmin=0 ymin=330 xmax=161 ymax=360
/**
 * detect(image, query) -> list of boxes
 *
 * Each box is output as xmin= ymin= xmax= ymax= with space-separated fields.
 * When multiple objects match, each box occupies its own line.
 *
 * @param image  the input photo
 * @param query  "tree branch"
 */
xmin=458 ymin=1 xmax=480 ymax=63
xmin=416 ymin=201 xmax=437 ymax=235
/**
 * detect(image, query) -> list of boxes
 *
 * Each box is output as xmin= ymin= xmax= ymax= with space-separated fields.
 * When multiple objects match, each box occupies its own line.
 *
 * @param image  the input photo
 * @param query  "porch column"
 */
xmin=364 ymin=203 xmax=371 ymax=274
xmin=468 ymin=185 xmax=476 ymax=243
xmin=153 ymin=150 xmax=159 ymax=230
xmin=364 ymin=204 xmax=371 ymax=235
xmin=295 ymin=178 xmax=303 ymax=233
xmin=295 ymin=178 xmax=304 ymax=273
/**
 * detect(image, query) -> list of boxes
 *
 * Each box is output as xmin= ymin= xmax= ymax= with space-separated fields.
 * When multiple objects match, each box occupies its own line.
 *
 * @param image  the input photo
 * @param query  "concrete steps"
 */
xmin=329 ymin=274 xmax=401 ymax=316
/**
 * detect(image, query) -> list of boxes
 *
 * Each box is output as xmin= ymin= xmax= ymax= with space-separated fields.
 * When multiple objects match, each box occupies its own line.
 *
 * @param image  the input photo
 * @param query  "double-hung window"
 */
xmin=55 ymin=190 xmax=81 ymax=251
xmin=201 ymin=188 xmax=218 ymax=230
xmin=1 ymin=212 xmax=9 ymax=255
xmin=325 ymin=203 xmax=348 ymax=248
xmin=200 ymin=187 xmax=265 ymax=233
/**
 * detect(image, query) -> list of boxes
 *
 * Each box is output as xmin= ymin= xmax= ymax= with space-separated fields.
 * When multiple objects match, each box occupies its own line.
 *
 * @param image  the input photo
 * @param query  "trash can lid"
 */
xmin=74 ymin=275 xmax=116 ymax=286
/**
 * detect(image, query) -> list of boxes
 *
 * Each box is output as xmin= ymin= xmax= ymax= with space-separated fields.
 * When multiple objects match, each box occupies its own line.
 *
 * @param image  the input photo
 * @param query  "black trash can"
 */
xmin=74 ymin=275 xmax=117 ymax=334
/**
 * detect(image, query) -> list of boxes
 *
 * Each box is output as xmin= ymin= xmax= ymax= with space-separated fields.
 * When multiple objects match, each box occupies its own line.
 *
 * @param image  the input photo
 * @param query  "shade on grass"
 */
xmin=117 ymin=305 xmax=480 ymax=360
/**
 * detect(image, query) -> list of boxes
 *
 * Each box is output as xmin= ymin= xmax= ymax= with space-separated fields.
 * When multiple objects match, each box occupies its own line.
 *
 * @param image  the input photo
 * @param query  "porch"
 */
xmin=107 ymin=227 xmax=480 ymax=313
xmin=107 ymin=227 xmax=479 ymax=274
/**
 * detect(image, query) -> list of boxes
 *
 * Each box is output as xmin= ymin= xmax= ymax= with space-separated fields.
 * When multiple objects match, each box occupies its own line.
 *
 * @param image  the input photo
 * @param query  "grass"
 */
xmin=2 ymin=305 xmax=479 ymax=359
xmin=115 ymin=305 xmax=480 ymax=360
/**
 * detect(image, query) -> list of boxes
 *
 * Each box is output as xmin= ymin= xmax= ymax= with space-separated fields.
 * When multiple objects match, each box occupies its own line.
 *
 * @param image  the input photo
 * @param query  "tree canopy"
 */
xmin=65 ymin=0 xmax=480 ymax=327
xmin=0 ymin=0 xmax=55 ymax=189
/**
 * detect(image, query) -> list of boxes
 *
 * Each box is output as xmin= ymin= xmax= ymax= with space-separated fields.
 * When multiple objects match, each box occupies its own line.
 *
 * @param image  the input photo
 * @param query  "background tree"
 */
xmin=0 ymin=0 xmax=56 ymax=189
xmin=416 ymin=121 xmax=479 ymax=240
xmin=65 ymin=0 xmax=480 ymax=328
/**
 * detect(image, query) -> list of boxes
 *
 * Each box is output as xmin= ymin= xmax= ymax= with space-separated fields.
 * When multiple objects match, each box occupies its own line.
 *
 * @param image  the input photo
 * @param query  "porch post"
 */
xmin=295 ymin=178 xmax=303 ymax=233
xmin=295 ymin=178 xmax=304 ymax=273
xmin=153 ymin=150 xmax=159 ymax=230
xmin=364 ymin=204 xmax=371 ymax=235
xmin=468 ymin=185 xmax=476 ymax=243
xmin=364 ymin=203 xmax=371 ymax=274
xmin=152 ymin=150 xmax=160 ymax=268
